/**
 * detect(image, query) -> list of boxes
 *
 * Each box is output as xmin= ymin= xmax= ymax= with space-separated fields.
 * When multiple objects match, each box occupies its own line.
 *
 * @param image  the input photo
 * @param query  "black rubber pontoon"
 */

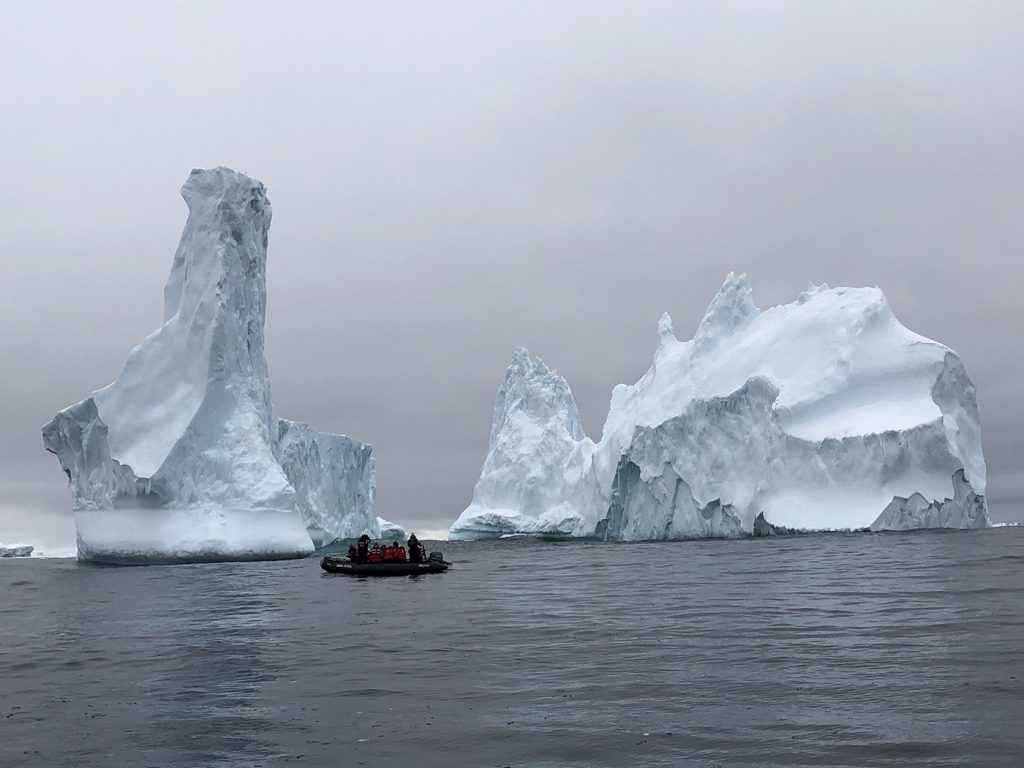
xmin=320 ymin=556 xmax=449 ymax=576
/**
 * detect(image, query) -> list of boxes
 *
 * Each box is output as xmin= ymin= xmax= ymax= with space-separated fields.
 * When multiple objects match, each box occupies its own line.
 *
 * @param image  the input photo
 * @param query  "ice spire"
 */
xmin=694 ymin=272 xmax=758 ymax=347
xmin=450 ymin=347 xmax=595 ymax=540
xmin=489 ymin=348 xmax=582 ymax=446
xmin=657 ymin=311 xmax=676 ymax=349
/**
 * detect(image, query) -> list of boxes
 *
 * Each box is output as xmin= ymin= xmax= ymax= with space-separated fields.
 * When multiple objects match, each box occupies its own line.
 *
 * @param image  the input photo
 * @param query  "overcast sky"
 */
xmin=2 ymin=1 xmax=1021 ymax=548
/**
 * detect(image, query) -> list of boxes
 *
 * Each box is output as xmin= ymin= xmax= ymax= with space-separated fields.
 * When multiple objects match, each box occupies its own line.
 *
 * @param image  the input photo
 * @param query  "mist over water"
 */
xmin=2 ymin=528 xmax=1022 ymax=767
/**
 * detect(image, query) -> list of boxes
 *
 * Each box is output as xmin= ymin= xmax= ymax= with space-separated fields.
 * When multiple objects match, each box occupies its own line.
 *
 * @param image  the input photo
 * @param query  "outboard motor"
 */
xmin=427 ymin=551 xmax=445 ymax=564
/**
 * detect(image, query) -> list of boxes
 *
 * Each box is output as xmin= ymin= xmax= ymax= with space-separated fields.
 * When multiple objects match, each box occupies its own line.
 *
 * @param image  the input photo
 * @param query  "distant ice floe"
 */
xmin=377 ymin=517 xmax=408 ymax=540
xmin=0 ymin=543 xmax=78 ymax=559
xmin=0 ymin=544 xmax=34 ymax=558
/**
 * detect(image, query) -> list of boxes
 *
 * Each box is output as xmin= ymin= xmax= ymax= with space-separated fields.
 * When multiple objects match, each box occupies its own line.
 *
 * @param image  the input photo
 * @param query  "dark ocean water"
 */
xmin=1 ymin=528 xmax=1022 ymax=768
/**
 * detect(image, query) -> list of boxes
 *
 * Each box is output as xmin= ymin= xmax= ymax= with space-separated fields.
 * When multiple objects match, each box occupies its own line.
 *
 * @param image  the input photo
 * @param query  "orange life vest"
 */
xmin=368 ymin=544 xmax=382 ymax=563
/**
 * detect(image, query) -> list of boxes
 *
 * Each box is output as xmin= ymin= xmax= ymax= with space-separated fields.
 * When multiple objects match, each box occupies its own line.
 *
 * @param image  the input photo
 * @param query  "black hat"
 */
xmin=358 ymin=533 xmax=370 ymax=541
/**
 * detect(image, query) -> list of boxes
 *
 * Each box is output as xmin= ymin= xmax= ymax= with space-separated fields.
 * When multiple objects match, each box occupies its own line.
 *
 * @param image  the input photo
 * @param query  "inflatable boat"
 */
xmin=320 ymin=555 xmax=449 ymax=576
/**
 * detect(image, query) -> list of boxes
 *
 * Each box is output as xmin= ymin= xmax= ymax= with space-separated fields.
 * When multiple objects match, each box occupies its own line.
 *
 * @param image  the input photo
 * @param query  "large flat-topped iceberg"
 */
xmin=43 ymin=168 xmax=377 ymax=563
xmin=450 ymin=274 xmax=988 ymax=540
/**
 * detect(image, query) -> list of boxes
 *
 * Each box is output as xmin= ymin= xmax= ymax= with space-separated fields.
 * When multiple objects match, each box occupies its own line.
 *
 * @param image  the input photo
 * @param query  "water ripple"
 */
xmin=0 ymin=528 xmax=1022 ymax=767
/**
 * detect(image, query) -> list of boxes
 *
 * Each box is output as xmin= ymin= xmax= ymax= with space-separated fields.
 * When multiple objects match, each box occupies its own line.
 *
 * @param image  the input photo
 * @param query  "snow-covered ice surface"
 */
xmin=451 ymin=274 xmax=987 ymax=541
xmin=42 ymin=168 xmax=376 ymax=563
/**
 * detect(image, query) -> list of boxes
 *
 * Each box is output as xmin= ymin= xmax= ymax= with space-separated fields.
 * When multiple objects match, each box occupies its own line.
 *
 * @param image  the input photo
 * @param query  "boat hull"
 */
xmin=320 ymin=557 xmax=449 ymax=576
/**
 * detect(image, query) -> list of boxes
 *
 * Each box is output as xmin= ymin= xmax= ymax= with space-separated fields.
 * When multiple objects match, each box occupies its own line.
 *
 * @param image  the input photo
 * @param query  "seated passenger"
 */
xmin=391 ymin=541 xmax=404 ymax=562
xmin=382 ymin=544 xmax=395 ymax=562
xmin=396 ymin=544 xmax=407 ymax=562
xmin=346 ymin=544 xmax=358 ymax=562
xmin=368 ymin=543 xmax=383 ymax=563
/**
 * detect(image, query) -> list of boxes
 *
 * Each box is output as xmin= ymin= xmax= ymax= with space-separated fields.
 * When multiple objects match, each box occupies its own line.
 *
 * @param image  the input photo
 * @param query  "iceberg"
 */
xmin=377 ymin=517 xmax=408 ymax=540
xmin=449 ymin=348 xmax=595 ymax=539
xmin=451 ymin=274 xmax=988 ymax=540
xmin=42 ymin=167 xmax=376 ymax=563
xmin=0 ymin=545 xmax=34 ymax=558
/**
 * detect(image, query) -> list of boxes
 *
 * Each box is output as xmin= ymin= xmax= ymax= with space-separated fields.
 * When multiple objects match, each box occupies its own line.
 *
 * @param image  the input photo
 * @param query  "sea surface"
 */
xmin=1 ymin=528 xmax=1022 ymax=768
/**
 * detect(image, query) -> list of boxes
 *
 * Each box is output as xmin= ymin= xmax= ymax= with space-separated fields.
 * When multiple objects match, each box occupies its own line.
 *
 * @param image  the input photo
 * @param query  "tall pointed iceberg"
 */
xmin=448 ymin=349 xmax=595 ymax=539
xmin=451 ymin=274 xmax=988 ymax=540
xmin=42 ymin=167 xmax=377 ymax=563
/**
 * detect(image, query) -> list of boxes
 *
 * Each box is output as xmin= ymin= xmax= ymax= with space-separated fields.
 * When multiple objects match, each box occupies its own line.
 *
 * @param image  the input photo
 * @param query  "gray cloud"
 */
xmin=2 ymin=1 xmax=1022 ymax=547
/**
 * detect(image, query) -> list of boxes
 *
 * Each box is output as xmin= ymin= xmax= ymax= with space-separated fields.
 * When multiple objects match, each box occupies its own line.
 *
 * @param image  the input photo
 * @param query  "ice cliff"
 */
xmin=450 ymin=274 xmax=988 ymax=540
xmin=42 ymin=168 xmax=377 ymax=563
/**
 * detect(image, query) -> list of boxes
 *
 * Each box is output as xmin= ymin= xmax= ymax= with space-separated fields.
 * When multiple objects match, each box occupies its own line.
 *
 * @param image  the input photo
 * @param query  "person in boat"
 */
xmin=392 ymin=541 xmax=405 ymax=563
xmin=407 ymin=533 xmax=425 ymax=563
xmin=368 ymin=542 xmax=383 ymax=563
xmin=346 ymin=544 xmax=358 ymax=562
xmin=356 ymin=534 xmax=371 ymax=564
xmin=382 ymin=543 xmax=395 ymax=563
